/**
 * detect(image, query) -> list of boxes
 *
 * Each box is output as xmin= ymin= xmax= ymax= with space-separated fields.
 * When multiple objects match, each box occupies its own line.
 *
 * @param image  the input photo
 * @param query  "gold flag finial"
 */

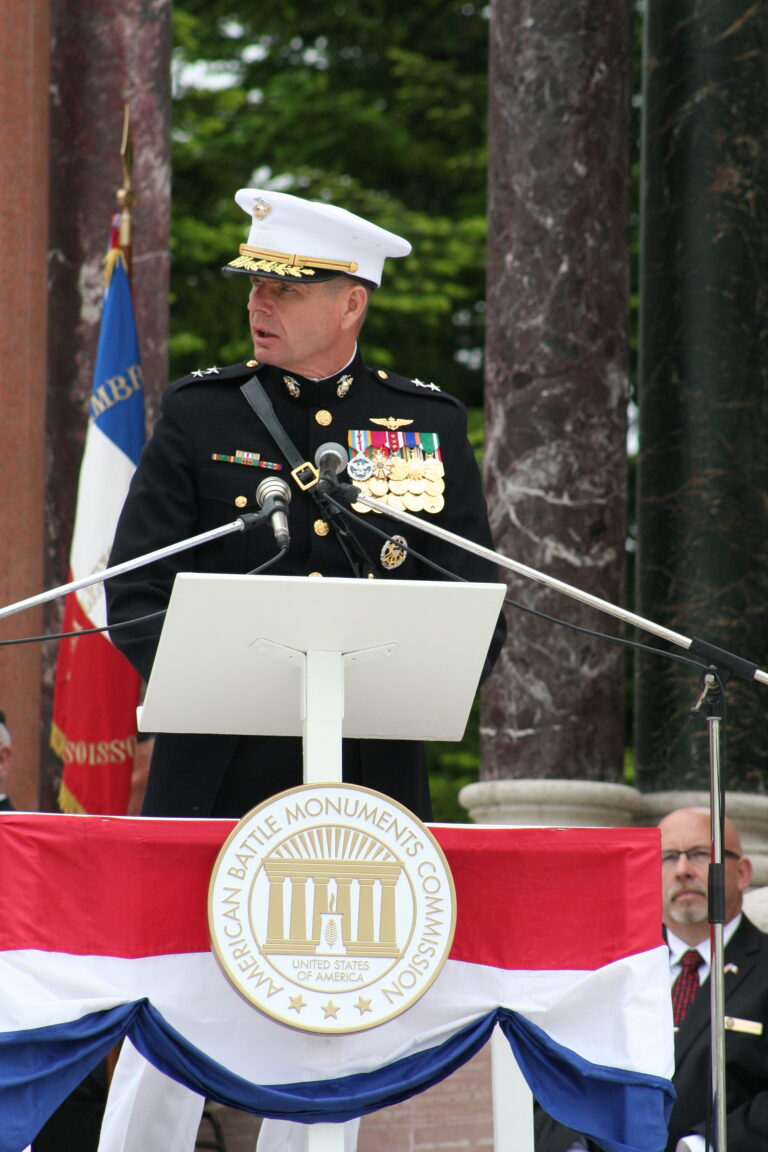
xmin=116 ymin=104 xmax=135 ymax=275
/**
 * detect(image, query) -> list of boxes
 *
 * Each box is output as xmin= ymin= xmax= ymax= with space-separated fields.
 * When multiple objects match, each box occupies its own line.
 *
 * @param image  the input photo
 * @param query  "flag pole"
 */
xmin=106 ymin=102 xmax=137 ymax=1095
xmin=52 ymin=102 xmax=145 ymax=819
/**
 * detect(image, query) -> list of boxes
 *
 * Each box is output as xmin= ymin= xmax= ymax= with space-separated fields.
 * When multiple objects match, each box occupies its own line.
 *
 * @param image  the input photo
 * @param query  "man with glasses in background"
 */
xmin=535 ymin=806 xmax=768 ymax=1152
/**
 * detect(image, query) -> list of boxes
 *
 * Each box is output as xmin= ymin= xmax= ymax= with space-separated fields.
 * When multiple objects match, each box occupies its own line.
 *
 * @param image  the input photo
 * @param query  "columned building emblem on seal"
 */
xmin=208 ymin=783 xmax=456 ymax=1034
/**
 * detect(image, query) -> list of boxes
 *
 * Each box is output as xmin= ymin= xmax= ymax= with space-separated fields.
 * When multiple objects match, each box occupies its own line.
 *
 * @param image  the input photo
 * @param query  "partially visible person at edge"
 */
xmin=106 ymin=187 xmax=507 ymax=823
xmin=0 ymin=712 xmax=16 ymax=811
xmin=535 ymin=807 xmax=768 ymax=1152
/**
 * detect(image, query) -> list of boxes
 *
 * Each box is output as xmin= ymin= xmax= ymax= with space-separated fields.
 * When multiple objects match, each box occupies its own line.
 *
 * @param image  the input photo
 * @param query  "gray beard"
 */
xmin=669 ymin=903 xmax=708 ymax=925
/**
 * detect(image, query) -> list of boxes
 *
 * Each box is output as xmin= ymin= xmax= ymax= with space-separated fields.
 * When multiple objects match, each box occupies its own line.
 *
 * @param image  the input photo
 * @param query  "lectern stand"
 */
xmin=139 ymin=573 xmax=506 ymax=1152
xmin=140 ymin=572 xmax=506 ymax=783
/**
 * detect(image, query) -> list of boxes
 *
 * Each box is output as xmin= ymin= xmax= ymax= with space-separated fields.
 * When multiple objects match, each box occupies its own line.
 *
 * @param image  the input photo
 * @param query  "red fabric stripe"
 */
xmin=0 ymin=816 xmax=662 ymax=968
xmin=437 ymin=824 xmax=663 ymax=969
xmin=52 ymin=584 xmax=140 ymax=814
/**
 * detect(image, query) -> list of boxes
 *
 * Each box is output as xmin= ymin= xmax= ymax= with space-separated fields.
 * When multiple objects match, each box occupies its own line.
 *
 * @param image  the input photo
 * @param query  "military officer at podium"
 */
xmin=106 ymin=186 xmax=506 ymax=824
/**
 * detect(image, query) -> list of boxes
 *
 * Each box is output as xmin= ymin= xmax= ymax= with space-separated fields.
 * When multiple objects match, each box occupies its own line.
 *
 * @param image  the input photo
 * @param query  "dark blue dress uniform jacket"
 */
xmin=106 ymin=349 xmax=507 ymax=820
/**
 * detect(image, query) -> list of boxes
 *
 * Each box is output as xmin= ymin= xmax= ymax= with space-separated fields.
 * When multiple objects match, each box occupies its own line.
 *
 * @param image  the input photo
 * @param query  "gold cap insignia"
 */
xmin=251 ymin=196 xmax=272 ymax=220
xmin=370 ymin=417 xmax=414 ymax=431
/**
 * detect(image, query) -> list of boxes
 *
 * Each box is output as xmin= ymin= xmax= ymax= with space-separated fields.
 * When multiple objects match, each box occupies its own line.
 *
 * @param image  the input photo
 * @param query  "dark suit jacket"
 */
xmin=668 ymin=915 xmax=768 ymax=1150
xmin=106 ymin=351 xmax=506 ymax=820
xmin=535 ymin=915 xmax=768 ymax=1152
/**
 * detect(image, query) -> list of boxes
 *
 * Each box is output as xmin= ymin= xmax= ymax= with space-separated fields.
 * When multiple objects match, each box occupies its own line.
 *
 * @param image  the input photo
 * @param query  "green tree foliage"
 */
xmin=170 ymin=1 xmax=491 ymax=406
xmin=170 ymin=3 xmax=494 ymax=819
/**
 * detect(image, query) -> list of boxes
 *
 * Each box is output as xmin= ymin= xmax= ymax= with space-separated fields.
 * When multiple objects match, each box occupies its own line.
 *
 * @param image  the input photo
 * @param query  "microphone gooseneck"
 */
xmin=256 ymin=475 xmax=291 ymax=550
xmin=314 ymin=442 xmax=348 ymax=490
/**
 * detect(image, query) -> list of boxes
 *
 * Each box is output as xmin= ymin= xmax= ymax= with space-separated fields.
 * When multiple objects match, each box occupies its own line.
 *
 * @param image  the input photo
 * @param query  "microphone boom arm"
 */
xmin=337 ymin=488 xmax=768 ymax=687
xmin=0 ymin=512 xmax=269 ymax=624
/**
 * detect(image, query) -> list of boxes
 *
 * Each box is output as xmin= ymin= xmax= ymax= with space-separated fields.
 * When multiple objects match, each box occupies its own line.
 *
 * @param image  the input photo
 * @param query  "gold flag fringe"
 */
xmin=58 ymin=779 xmax=86 ymax=815
xmin=102 ymin=245 xmax=127 ymax=287
xmin=51 ymin=722 xmax=86 ymax=812
xmin=49 ymin=719 xmax=66 ymax=759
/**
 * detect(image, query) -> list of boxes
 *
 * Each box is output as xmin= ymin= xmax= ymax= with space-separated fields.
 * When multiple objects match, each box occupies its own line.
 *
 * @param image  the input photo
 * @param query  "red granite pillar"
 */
xmin=0 ymin=0 xmax=50 ymax=810
xmin=481 ymin=0 xmax=633 ymax=784
xmin=42 ymin=0 xmax=172 ymax=806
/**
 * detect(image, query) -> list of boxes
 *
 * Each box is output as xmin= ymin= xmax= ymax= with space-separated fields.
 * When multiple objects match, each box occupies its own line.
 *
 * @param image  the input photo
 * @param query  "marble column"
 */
xmin=471 ymin=0 xmax=633 ymax=824
xmin=0 ymin=0 xmax=49 ymax=811
xmin=635 ymin=0 xmax=768 ymax=794
xmin=42 ymin=0 xmax=172 ymax=805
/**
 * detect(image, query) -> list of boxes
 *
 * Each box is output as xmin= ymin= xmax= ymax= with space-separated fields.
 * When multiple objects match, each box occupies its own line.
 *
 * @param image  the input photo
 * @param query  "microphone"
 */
xmin=314 ymin=442 xmax=348 ymax=490
xmin=256 ymin=476 xmax=291 ymax=550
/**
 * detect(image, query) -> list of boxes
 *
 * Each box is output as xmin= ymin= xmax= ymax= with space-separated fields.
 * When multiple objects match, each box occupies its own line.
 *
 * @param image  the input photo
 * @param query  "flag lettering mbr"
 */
xmin=90 ymin=363 xmax=143 ymax=417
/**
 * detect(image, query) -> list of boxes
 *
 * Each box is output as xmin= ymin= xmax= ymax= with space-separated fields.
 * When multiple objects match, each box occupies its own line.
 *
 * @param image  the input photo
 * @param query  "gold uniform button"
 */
xmin=246 ymin=359 xmax=258 ymax=367
xmin=308 ymin=571 xmax=324 ymax=578
xmin=377 ymin=370 xmax=388 ymax=379
xmin=313 ymin=519 xmax=330 ymax=536
xmin=234 ymin=495 xmax=248 ymax=508
xmin=315 ymin=409 xmax=332 ymax=426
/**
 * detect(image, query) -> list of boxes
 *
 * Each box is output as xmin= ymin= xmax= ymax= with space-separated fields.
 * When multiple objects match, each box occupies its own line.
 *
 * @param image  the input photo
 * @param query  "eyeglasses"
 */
xmin=660 ymin=846 xmax=741 ymax=866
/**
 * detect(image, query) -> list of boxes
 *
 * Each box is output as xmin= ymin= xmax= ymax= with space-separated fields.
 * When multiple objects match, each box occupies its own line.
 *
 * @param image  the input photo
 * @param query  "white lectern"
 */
xmin=140 ymin=573 xmax=505 ymax=785
xmin=139 ymin=573 xmax=506 ymax=1152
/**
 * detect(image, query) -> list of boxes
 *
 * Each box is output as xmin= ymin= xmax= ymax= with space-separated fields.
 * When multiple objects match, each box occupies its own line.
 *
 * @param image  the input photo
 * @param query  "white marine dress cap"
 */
xmin=224 ymin=188 xmax=411 ymax=287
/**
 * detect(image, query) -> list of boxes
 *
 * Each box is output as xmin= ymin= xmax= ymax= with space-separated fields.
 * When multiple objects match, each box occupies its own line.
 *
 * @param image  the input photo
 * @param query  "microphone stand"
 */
xmin=696 ymin=671 xmax=728 ymax=1151
xmin=326 ymin=481 xmax=759 ymax=1152
xmin=0 ymin=511 xmax=271 ymax=624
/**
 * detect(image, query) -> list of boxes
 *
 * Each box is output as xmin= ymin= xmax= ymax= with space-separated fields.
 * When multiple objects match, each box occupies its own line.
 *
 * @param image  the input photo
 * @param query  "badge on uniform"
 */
xmin=380 ymin=535 xmax=409 ymax=570
xmin=347 ymin=426 xmax=445 ymax=515
xmin=724 ymin=1016 xmax=763 ymax=1035
xmin=210 ymin=450 xmax=282 ymax=471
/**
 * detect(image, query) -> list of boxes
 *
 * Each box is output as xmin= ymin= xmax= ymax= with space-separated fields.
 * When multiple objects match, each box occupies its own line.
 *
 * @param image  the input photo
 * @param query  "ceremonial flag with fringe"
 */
xmin=51 ymin=220 xmax=145 ymax=814
xmin=0 ymin=818 xmax=675 ymax=1152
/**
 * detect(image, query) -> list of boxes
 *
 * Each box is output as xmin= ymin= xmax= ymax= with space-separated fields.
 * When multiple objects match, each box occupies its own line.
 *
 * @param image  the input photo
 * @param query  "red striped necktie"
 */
xmin=672 ymin=948 xmax=702 ymax=1025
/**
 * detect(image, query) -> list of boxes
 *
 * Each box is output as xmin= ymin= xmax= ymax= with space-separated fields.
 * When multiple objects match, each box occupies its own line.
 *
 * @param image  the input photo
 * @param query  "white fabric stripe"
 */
xmin=70 ymin=421 xmax=136 ymax=629
xmin=98 ymin=1043 xmax=361 ymax=1152
xmin=98 ymin=1039 xmax=205 ymax=1152
xmin=0 ymin=945 xmax=673 ymax=1084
